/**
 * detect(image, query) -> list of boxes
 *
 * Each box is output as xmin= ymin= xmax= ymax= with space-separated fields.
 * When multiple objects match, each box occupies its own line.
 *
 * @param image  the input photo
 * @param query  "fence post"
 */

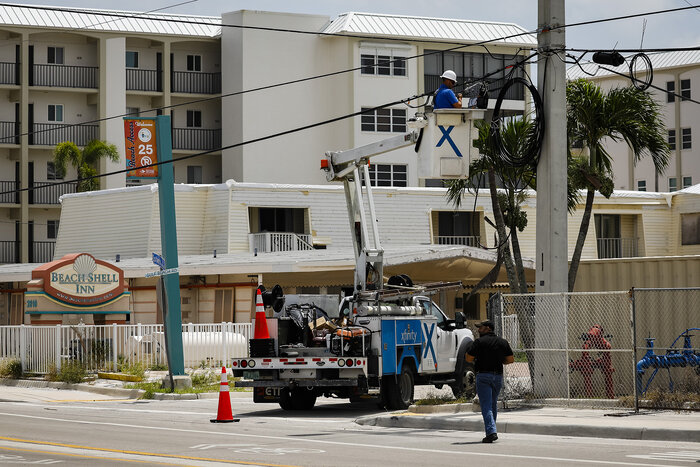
xmin=223 ymin=322 xmax=229 ymax=368
xmin=19 ymin=324 xmax=26 ymax=372
xmin=631 ymin=288 xmax=639 ymax=413
xmin=55 ymin=324 xmax=61 ymax=371
xmin=112 ymin=323 xmax=118 ymax=372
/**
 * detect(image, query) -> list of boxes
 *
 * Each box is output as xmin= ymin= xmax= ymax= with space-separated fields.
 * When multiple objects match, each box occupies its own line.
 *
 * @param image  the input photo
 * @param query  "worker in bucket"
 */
xmin=433 ymin=70 xmax=463 ymax=109
xmin=466 ymin=319 xmax=514 ymax=443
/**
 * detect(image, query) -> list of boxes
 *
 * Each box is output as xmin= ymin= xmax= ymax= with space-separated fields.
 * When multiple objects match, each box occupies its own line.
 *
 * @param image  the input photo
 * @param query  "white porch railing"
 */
xmin=249 ymin=232 xmax=313 ymax=253
xmin=433 ymin=235 xmax=481 ymax=247
xmin=0 ymin=322 xmax=252 ymax=374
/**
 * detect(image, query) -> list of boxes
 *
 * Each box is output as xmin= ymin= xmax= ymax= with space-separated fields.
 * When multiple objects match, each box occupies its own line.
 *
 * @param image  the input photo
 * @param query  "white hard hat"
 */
xmin=440 ymin=70 xmax=457 ymax=82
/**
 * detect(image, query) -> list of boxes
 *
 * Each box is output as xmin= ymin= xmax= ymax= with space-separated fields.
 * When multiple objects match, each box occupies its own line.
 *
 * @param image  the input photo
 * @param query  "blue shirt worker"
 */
xmin=466 ymin=319 xmax=514 ymax=443
xmin=434 ymin=70 xmax=463 ymax=109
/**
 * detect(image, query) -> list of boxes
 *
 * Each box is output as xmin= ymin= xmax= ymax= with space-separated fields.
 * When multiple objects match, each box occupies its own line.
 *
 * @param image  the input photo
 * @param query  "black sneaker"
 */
xmin=482 ymin=433 xmax=498 ymax=443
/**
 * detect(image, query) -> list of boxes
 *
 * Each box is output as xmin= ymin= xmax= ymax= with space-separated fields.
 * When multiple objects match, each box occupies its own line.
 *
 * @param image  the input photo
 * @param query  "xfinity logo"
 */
xmin=401 ymin=325 xmax=417 ymax=343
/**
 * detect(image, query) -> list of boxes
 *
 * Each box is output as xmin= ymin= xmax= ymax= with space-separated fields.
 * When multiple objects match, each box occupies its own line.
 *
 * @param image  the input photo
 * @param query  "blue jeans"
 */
xmin=476 ymin=372 xmax=503 ymax=436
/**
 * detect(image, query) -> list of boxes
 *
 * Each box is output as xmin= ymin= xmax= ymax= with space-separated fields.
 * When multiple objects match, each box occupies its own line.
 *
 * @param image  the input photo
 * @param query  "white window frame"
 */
xmin=125 ymin=51 xmax=139 ymax=68
xmin=48 ymin=104 xmax=63 ymax=122
xmin=363 ymin=163 xmax=407 ymax=187
xmin=683 ymin=176 xmax=692 ymax=189
xmin=669 ymin=177 xmax=678 ymax=192
xmin=360 ymin=107 xmax=407 ymax=133
xmin=636 ymin=180 xmax=646 ymax=192
xmin=681 ymin=127 xmax=691 ymax=150
xmin=47 ymin=46 xmax=64 ymax=65
xmin=359 ymin=45 xmax=409 ymax=78
xmin=668 ymin=129 xmax=676 ymax=150
xmin=680 ymin=78 xmax=691 ymax=101
xmin=187 ymin=54 xmax=202 ymax=72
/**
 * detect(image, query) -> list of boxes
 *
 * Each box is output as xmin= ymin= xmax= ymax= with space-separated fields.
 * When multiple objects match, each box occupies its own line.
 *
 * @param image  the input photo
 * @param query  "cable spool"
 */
xmin=629 ymin=53 xmax=653 ymax=91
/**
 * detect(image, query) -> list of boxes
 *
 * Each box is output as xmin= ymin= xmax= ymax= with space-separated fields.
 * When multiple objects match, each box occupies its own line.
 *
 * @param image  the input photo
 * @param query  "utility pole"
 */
xmin=536 ymin=0 xmax=568 ymax=294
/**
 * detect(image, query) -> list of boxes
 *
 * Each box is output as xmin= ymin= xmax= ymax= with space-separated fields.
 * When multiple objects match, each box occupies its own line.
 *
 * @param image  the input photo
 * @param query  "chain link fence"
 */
xmin=488 ymin=288 xmax=700 ymax=410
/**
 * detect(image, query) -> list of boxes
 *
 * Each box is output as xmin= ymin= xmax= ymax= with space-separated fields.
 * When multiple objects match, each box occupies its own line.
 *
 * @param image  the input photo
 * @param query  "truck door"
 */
xmin=417 ymin=298 xmax=455 ymax=373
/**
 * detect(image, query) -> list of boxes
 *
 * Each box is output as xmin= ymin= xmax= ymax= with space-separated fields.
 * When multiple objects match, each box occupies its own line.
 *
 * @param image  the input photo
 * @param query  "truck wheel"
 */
xmin=386 ymin=366 xmax=414 ymax=410
xmin=451 ymin=362 xmax=476 ymax=399
xmin=292 ymin=387 xmax=317 ymax=410
xmin=279 ymin=388 xmax=295 ymax=411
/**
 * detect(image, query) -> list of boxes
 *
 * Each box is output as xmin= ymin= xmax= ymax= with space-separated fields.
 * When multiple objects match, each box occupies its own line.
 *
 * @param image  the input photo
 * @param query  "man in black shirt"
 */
xmin=466 ymin=319 xmax=514 ymax=443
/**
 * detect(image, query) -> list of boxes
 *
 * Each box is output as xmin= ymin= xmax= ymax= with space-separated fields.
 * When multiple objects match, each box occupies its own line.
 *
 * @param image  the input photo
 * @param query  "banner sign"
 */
xmin=124 ymin=119 xmax=158 ymax=179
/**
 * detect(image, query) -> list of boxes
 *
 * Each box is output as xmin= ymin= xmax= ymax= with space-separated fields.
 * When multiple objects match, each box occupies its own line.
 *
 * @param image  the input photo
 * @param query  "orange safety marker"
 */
xmin=253 ymin=288 xmax=270 ymax=339
xmin=210 ymin=366 xmax=239 ymax=423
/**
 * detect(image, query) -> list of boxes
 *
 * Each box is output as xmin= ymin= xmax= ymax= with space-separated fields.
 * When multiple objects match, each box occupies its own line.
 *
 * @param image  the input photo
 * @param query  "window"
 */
xmin=126 ymin=107 xmax=139 ymax=117
xmin=186 ymin=110 xmax=201 ymax=127
xmin=666 ymin=81 xmax=675 ymax=103
xmin=683 ymin=176 xmax=693 ymax=189
xmin=682 ymin=128 xmax=691 ymax=149
xmin=360 ymin=107 xmax=406 ymax=132
xmin=47 ymin=46 xmax=64 ymax=65
xmin=363 ymin=163 xmax=407 ymax=187
xmin=360 ymin=51 xmax=407 ymax=77
xmin=434 ymin=211 xmax=479 ymax=246
xmin=669 ymin=177 xmax=677 ymax=192
xmin=253 ymin=207 xmax=306 ymax=233
xmin=681 ymin=79 xmax=691 ymax=101
xmin=681 ymin=213 xmax=700 ymax=245
xmin=594 ymin=214 xmax=622 ymax=258
xmin=47 ymin=220 xmax=59 ymax=239
xmin=637 ymin=180 xmax=646 ymax=192
xmin=187 ymin=165 xmax=202 ymax=184
xmin=187 ymin=55 xmax=201 ymax=72
xmin=47 ymin=161 xmax=64 ymax=180
xmin=125 ymin=51 xmax=138 ymax=68
xmin=48 ymin=104 xmax=63 ymax=122
xmin=668 ymin=129 xmax=676 ymax=150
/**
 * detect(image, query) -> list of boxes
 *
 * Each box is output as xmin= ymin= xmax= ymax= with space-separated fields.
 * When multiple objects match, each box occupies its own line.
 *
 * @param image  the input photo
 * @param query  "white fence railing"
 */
xmin=249 ymin=232 xmax=313 ymax=253
xmin=0 ymin=322 xmax=252 ymax=374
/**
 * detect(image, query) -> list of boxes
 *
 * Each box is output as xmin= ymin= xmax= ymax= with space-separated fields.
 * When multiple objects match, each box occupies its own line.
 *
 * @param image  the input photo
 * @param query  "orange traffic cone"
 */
xmin=253 ymin=288 xmax=270 ymax=339
xmin=210 ymin=366 xmax=239 ymax=423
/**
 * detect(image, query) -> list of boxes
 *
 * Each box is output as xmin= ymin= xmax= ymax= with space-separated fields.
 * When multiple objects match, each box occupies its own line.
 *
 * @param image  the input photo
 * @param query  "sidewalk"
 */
xmin=356 ymin=402 xmax=700 ymax=442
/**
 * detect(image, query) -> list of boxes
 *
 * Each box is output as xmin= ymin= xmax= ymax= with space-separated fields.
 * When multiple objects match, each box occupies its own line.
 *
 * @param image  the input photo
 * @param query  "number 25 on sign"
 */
xmin=124 ymin=119 xmax=159 ymax=178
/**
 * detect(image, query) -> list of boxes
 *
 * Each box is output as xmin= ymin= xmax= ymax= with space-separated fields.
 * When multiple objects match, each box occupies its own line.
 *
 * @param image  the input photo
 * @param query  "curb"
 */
xmin=0 ymin=378 xmax=144 ymax=399
xmin=355 ymin=413 xmax=700 ymax=442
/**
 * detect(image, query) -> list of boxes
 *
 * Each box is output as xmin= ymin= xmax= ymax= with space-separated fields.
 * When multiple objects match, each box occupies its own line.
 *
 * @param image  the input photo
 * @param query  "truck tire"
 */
xmin=292 ymin=387 xmax=317 ymax=410
xmin=451 ymin=362 xmax=476 ymax=399
xmin=279 ymin=388 xmax=295 ymax=411
xmin=386 ymin=365 xmax=414 ymax=410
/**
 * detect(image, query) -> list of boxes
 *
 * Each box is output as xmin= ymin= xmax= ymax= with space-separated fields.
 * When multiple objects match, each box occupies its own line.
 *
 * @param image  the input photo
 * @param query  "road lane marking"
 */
xmin=0 ymin=445 xmax=181 ymax=465
xmin=0 ymin=437 xmax=299 ymax=467
xmin=0 ymin=414 xmax=683 ymax=467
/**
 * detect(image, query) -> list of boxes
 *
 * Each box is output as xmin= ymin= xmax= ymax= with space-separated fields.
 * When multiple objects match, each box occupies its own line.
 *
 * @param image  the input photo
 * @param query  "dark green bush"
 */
xmin=0 ymin=358 xmax=22 ymax=379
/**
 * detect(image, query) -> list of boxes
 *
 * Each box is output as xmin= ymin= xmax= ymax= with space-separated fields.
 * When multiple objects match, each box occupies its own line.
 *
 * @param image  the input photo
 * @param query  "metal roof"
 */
xmin=567 ymin=50 xmax=700 ymax=80
xmin=0 ymin=4 xmax=221 ymax=37
xmin=322 ymin=12 xmax=536 ymax=47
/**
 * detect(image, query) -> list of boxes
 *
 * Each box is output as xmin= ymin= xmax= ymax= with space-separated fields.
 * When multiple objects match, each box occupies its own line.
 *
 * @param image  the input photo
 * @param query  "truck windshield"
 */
xmin=418 ymin=299 xmax=447 ymax=325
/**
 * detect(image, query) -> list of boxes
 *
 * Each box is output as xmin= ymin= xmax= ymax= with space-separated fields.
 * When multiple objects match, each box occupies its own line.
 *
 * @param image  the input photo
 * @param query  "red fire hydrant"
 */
xmin=570 ymin=324 xmax=615 ymax=398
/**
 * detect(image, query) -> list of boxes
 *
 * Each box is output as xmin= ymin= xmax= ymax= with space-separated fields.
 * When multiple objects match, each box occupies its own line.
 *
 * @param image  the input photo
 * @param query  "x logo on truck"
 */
xmin=436 ymin=125 xmax=463 ymax=158
xmin=422 ymin=322 xmax=438 ymax=370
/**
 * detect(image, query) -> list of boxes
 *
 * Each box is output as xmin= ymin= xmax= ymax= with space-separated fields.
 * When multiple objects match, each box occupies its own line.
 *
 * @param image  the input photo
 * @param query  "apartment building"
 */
xmin=0 ymin=5 xmax=535 ymax=265
xmin=567 ymin=51 xmax=700 ymax=193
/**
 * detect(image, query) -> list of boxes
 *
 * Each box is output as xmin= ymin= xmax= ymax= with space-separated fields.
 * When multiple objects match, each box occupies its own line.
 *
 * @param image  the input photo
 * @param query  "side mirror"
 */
xmin=455 ymin=311 xmax=466 ymax=329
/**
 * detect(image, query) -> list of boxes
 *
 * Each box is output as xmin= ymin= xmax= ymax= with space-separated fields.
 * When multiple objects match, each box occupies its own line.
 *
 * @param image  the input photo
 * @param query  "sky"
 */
xmin=5 ymin=0 xmax=700 ymax=52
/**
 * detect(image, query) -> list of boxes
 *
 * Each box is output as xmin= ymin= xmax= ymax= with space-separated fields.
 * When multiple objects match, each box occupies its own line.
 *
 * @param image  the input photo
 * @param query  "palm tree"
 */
xmin=53 ymin=140 xmax=119 ymax=192
xmin=566 ymin=79 xmax=670 ymax=291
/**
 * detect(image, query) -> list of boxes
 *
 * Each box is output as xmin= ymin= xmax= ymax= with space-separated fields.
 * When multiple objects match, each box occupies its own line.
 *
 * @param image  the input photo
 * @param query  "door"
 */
xmin=214 ymin=289 xmax=234 ymax=323
xmin=28 ymin=161 xmax=34 ymax=204
xmin=417 ymin=298 xmax=454 ymax=373
xmin=10 ymin=293 xmax=23 ymax=325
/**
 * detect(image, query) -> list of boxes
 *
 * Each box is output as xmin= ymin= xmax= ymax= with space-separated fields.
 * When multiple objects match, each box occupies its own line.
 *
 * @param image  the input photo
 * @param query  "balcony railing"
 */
xmin=31 ymin=181 xmax=78 ymax=204
xmin=172 ymin=71 xmax=221 ymax=94
xmin=0 ymin=180 xmax=19 ymax=204
xmin=32 ymin=64 xmax=98 ymax=88
xmin=0 ymin=121 xmax=19 ymax=144
xmin=0 ymin=62 xmax=18 ymax=85
xmin=596 ymin=237 xmax=638 ymax=259
xmin=172 ymin=128 xmax=221 ymax=151
xmin=30 ymin=241 xmax=55 ymax=263
xmin=31 ymin=123 xmax=98 ymax=147
xmin=126 ymin=68 xmax=161 ymax=92
xmin=433 ymin=235 xmax=481 ymax=247
xmin=0 ymin=240 xmax=20 ymax=264
xmin=249 ymin=232 xmax=313 ymax=253
xmin=424 ymin=74 xmax=524 ymax=101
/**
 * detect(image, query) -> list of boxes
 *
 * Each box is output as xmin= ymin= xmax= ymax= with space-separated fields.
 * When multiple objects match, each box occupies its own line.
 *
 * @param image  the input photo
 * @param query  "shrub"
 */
xmin=46 ymin=360 xmax=87 ymax=384
xmin=0 ymin=358 xmax=22 ymax=379
xmin=118 ymin=361 xmax=146 ymax=380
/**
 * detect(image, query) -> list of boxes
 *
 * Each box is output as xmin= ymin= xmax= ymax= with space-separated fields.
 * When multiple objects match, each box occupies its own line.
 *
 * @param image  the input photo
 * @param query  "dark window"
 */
xmin=48 ymin=104 xmax=63 ymax=122
xmin=47 ymin=220 xmax=59 ymax=239
xmin=187 ymin=165 xmax=202 ymax=184
xmin=462 ymin=294 xmax=479 ymax=320
xmin=437 ymin=211 xmax=475 ymax=238
xmin=360 ymin=52 xmax=407 ymax=76
xmin=637 ymin=180 xmax=646 ymax=192
xmin=186 ymin=110 xmax=202 ymax=127
xmin=680 ymin=79 xmax=690 ymax=101
xmin=187 ymin=55 xmax=201 ymax=72
xmin=682 ymin=128 xmax=691 ymax=149
xmin=683 ymin=176 xmax=692 ymax=189
xmin=361 ymin=54 xmax=375 ymax=74
xmin=364 ymin=163 xmax=407 ymax=187
xmin=666 ymin=81 xmax=675 ymax=103
xmin=47 ymin=46 xmax=64 ymax=65
xmin=668 ymin=129 xmax=676 ymax=150
xmin=669 ymin=177 xmax=677 ymax=192
xmin=393 ymin=57 xmax=406 ymax=76
xmin=681 ymin=213 xmax=700 ymax=245
xmin=257 ymin=207 xmax=305 ymax=233
xmin=377 ymin=55 xmax=391 ymax=75
xmin=125 ymin=51 xmax=138 ymax=68
xmin=47 ymin=161 xmax=64 ymax=180
xmin=360 ymin=107 xmax=406 ymax=133
xmin=126 ymin=107 xmax=139 ymax=117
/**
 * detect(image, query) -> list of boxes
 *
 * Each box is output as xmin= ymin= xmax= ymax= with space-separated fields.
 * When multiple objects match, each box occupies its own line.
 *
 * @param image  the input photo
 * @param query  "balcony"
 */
xmin=172 ymin=71 xmax=221 ymax=94
xmin=249 ymin=232 xmax=313 ymax=253
xmin=30 ymin=241 xmax=55 ymax=263
xmin=30 ymin=181 xmax=78 ymax=205
xmin=30 ymin=123 xmax=98 ymax=147
xmin=433 ymin=235 xmax=481 ymax=247
xmin=126 ymin=68 xmax=162 ymax=92
xmin=0 ymin=240 xmax=19 ymax=264
xmin=596 ymin=237 xmax=638 ymax=259
xmin=32 ymin=64 xmax=98 ymax=89
xmin=424 ymin=74 xmax=524 ymax=101
xmin=0 ymin=180 xmax=19 ymax=204
xmin=0 ymin=121 xmax=19 ymax=145
xmin=172 ymin=128 xmax=221 ymax=151
xmin=0 ymin=62 xmax=18 ymax=85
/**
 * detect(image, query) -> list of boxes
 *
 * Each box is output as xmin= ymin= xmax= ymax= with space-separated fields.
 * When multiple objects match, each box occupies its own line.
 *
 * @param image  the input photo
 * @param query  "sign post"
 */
xmin=124 ymin=116 xmax=185 ymax=377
